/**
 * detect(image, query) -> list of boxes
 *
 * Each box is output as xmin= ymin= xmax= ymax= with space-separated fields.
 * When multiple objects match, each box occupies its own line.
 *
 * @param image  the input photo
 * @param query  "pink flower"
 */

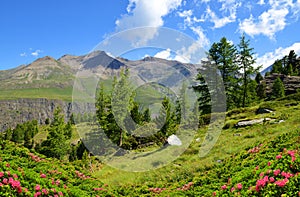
xmin=58 ymin=191 xmax=63 ymax=196
xmin=34 ymin=192 xmax=41 ymax=197
xmin=212 ymin=191 xmax=216 ymax=196
xmin=5 ymin=163 xmax=10 ymax=167
xmin=221 ymin=185 xmax=227 ymax=190
xmin=2 ymin=178 xmax=8 ymax=184
xmin=40 ymin=173 xmax=46 ymax=178
xmin=275 ymin=178 xmax=288 ymax=187
xmin=255 ymin=166 xmax=259 ymax=170
xmin=267 ymin=161 xmax=271 ymax=166
xmin=281 ymin=171 xmax=293 ymax=179
xmin=274 ymin=169 xmax=281 ymax=176
xmin=259 ymin=172 xmax=264 ymax=177
xmin=236 ymin=183 xmax=242 ymax=190
xmin=17 ymin=187 xmax=22 ymax=193
xmin=35 ymin=184 xmax=41 ymax=191
xmin=0 ymin=172 xmax=4 ymax=178
xmin=269 ymin=177 xmax=275 ymax=183
xmin=42 ymin=189 xmax=48 ymax=195
xmin=230 ymin=187 xmax=235 ymax=192
xmin=276 ymin=155 xmax=282 ymax=159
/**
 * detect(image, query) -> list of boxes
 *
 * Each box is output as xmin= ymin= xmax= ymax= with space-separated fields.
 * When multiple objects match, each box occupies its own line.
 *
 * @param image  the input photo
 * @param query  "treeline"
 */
xmin=194 ymin=35 xmax=298 ymax=115
xmin=268 ymin=50 xmax=300 ymax=76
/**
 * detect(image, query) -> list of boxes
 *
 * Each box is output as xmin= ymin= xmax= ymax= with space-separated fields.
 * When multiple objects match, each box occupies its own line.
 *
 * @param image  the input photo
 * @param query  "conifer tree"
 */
xmin=272 ymin=77 xmax=285 ymax=99
xmin=237 ymin=34 xmax=259 ymax=107
xmin=209 ymin=37 xmax=240 ymax=109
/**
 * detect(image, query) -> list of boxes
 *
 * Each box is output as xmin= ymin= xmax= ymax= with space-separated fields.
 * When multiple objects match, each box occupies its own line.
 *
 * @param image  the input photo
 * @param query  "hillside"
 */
xmin=0 ymin=98 xmax=299 ymax=196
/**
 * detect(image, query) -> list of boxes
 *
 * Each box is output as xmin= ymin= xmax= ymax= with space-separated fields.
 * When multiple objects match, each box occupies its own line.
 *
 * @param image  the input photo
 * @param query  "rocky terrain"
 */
xmin=264 ymin=73 xmax=300 ymax=95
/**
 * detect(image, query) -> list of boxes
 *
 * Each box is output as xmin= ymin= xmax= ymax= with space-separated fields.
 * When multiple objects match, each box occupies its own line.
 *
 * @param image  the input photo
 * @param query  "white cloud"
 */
xmin=256 ymin=42 xmax=300 ymax=70
xmin=20 ymin=52 xmax=27 ymax=57
xmin=115 ymin=0 xmax=183 ymax=46
xmin=239 ymin=0 xmax=298 ymax=39
xmin=31 ymin=50 xmax=42 ymax=57
xmin=205 ymin=6 xmax=237 ymax=28
xmin=154 ymin=48 xmax=172 ymax=59
xmin=258 ymin=0 xmax=265 ymax=5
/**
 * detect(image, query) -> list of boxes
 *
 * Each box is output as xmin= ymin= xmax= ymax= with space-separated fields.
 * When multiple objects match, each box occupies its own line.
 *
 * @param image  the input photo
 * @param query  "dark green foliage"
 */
xmin=38 ymin=107 xmax=71 ymax=159
xmin=256 ymin=81 xmax=267 ymax=99
xmin=237 ymin=34 xmax=260 ymax=107
xmin=3 ymin=120 xmax=39 ymax=148
xmin=271 ymin=77 xmax=285 ymax=99
xmin=271 ymin=50 xmax=300 ymax=76
xmin=95 ymin=69 xmax=181 ymax=149
xmin=255 ymin=72 xmax=263 ymax=84
xmin=209 ymin=37 xmax=240 ymax=110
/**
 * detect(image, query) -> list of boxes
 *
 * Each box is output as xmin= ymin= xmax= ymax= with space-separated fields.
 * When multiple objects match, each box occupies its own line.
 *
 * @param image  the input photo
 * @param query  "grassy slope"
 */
xmin=1 ymin=98 xmax=299 ymax=196
xmin=0 ymin=87 xmax=73 ymax=101
xmin=90 ymin=99 xmax=300 ymax=196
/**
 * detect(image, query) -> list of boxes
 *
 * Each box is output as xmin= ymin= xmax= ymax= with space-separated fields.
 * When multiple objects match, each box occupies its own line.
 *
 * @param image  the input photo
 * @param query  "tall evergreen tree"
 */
xmin=39 ymin=107 xmax=70 ymax=159
xmin=237 ymin=34 xmax=259 ymax=107
xmin=209 ymin=37 xmax=240 ymax=109
xmin=272 ymin=77 xmax=285 ymax=99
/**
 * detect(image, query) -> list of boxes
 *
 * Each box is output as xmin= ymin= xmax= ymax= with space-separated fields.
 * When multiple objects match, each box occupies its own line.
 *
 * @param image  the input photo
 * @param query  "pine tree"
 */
xmin=39 ymin=107 xmax=70 ymax=159
xmin=237 ymin=34 xmax=260 ymax=107
xmin=208 ymin=37 xmax=240 ymax=109
xmin=272 ymin=77 xmax=285 ymax=99
xmin=255 ymin=72 xmax=263 ymax=84
xmin=257 ymin=81 xmax=267 ymax=99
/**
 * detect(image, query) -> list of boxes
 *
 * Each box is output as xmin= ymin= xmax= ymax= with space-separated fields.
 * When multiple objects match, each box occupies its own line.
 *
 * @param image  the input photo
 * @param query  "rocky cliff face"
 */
xmin=0 ymin=98 xmax=95 ymax=132
xmin=264 ymin=73 xmax=300 ymax=95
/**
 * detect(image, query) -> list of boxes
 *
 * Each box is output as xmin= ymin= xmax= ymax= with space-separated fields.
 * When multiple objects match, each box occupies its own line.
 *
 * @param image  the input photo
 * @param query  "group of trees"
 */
xmin=1 ymin=108 xmax=87 ymax=161
xmin=269 ymin=50 xmax=300 ymax=76
xmin=194 ymin=34 xmax=261 ymax=114
xmin=1 ymin=120 xmax=39 ymax=148
xmin=194 ymin=35 xmax=299 ymax=114
xmin=95 ymin=69 xmax=182 ymax=150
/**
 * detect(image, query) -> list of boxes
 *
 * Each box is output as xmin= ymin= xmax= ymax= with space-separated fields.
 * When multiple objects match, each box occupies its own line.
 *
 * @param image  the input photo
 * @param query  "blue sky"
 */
xmin=1 ymin=0 xmax=300 ymax=70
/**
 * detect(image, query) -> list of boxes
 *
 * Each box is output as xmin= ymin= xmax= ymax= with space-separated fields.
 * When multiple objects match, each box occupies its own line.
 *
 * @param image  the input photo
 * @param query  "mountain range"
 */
xmin=0 ymin=50 xmax=198 ymax=91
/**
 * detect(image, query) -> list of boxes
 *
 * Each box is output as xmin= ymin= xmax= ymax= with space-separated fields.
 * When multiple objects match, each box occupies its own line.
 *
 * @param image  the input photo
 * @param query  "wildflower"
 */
xmin=274 ymin=169 xmax=281 ymax=176
xmin=269 ymin=177 xmax=275 ymax=183
xmin=5 ymin=163 xmax=10 ymax=167
xmin=40 ymin=174 xmax=46 ymax=178
xmin=35 ymin=184 xmax=41 ymax=191
xmin=259 ymin=172 xmax=264 ymax=177
xmin=0 ymin=172 xmax=4 ymax=178
xmin=275 ymin=178 xmax=288 ymax=187
xmin=268 ymin=161 xmax=271 ymax=166
xmin=221 ymin=185 xmax=227 ymax=190
xmin=42 ymin=189 xmax=48 ymax=195
xmin=230 ymin=187 xmax=235 ymax=192
xmin=58 ymin=191 xmax=63 ymax=196
xmin=276 ymin=155 xmax=282 ymax=159
xmin=212 ymin=191 xmax=216 ymax=196
xmin=2 ymin=178 xmax=8 ymax=184
xmin=236 ymin=183 xmax=242 ymax=190
xmin=34 ymin=192 xmax=41 ymax=197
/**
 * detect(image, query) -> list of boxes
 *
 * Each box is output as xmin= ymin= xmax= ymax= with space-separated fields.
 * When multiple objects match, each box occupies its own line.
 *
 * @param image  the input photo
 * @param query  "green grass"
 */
xmin=87 ymin=100 xmax=300 ymax=188
xmin=0 ymin=87 xmax=73 ymax=101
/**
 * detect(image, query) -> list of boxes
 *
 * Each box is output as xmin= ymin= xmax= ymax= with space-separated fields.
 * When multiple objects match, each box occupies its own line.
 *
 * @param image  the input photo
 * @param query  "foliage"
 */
xmin=272 ymin=77 xmax=285 ymax=99
xmin=37 ymin=107 xmax=72 ymax=159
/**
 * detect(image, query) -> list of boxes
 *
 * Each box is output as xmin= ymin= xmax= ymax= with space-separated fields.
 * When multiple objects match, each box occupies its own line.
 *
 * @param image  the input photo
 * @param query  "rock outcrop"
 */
xmin=0 ymin=98 xmax=94 ymax=132
xmin=264 ymin=73 xmax=300 ymax=95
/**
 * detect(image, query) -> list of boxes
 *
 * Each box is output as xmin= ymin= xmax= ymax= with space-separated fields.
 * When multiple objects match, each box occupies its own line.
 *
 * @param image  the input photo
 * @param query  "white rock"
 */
xmin=167 ymin=134 xmax=182 ymax=146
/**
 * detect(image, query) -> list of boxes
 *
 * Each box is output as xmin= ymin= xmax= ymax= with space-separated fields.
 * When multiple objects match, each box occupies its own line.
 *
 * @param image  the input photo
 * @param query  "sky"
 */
xmin=1 ymin=0 xmax=300 ymax=71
